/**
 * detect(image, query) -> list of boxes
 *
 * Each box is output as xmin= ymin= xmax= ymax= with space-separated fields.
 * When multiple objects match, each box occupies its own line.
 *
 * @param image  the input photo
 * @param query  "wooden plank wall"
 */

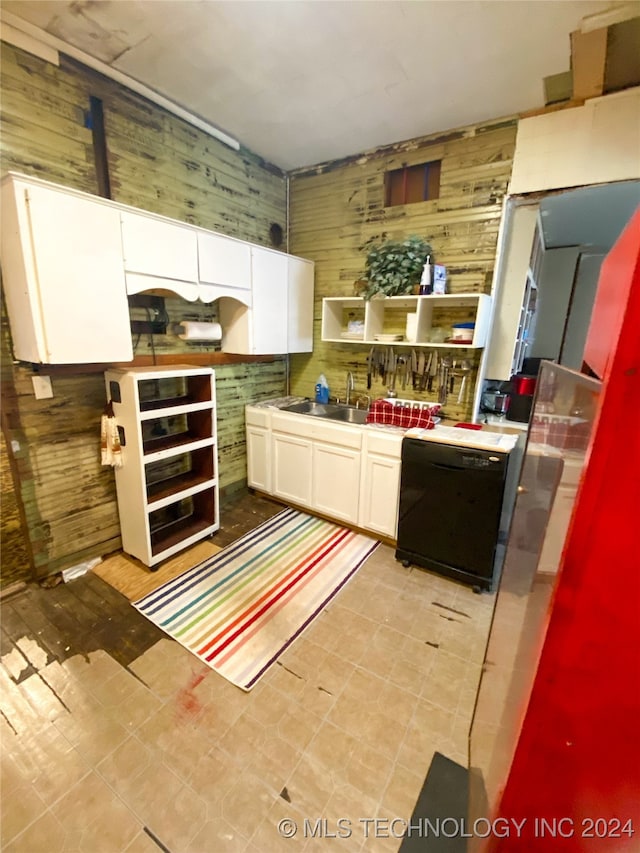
xmin=287 ymin=120 xmax=518 ymax=421
xmin=0 ymin=43 xmax=287 ymax=584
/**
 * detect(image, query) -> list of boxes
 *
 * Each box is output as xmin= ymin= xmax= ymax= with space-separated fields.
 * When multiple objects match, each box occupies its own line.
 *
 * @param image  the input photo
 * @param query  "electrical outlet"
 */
xmin=32 ymin=375 xmax=53 ymax=399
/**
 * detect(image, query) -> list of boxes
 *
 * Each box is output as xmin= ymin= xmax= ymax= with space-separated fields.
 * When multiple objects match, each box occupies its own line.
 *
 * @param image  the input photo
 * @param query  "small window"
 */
xmin=385 ymin=160 xmax=441 ymax=207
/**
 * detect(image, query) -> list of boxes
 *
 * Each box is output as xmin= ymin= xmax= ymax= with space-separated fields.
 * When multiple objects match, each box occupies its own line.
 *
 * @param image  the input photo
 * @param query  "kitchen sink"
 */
xmin=281 ymin=400 xmax=369 ymax=425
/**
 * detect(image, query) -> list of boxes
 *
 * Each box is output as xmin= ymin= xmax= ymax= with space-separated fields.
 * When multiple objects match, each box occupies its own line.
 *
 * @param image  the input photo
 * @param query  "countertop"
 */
xmin=248 ymin=397 xmax=528 ymax=442
xmin=249 ymin=395 xmax=307 ymax=409
xmin=479 ymin=413 xmax=529 ymax=431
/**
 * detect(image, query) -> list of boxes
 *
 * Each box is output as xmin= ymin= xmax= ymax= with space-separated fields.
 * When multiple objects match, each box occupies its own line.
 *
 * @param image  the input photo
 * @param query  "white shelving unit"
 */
xmin=104 ymin=365 xmax=219 ymax=568
xmin=322 ymin=293 xmax=492 ymax=348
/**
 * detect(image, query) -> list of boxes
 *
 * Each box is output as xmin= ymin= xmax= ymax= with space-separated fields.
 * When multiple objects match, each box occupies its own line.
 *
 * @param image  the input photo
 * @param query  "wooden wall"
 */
xmin=287 ymin=119 xmax=518 ymax=421
xmin=0 ymin=43 xmax=287 ymax=584
xmin=0 ymin=41 xmax=519 ymax=586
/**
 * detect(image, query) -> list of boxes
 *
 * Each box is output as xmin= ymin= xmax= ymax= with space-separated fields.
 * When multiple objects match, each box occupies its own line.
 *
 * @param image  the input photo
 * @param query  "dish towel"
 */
xmin=101 ymin=414 xmax=123 ymax=468
xmin=366 ymin=399 xmax=440 ymax=429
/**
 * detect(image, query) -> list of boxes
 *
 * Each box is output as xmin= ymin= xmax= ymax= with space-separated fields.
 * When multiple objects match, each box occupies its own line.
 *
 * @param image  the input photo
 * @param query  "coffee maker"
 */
xmin=506 ymin=373 xmax=538 ymax=422
xmin=505 ymin=357 xmax=548 ymax=423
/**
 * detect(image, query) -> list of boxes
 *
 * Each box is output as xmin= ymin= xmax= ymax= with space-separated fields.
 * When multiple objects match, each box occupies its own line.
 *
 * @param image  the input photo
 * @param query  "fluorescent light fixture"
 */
xmin=0 ymin=10 xmax=240 ymax=152
xmin=580 ymin=2 xmax=639 ymax=32
xmin=0 ymin=20 xmax=59 ymax=65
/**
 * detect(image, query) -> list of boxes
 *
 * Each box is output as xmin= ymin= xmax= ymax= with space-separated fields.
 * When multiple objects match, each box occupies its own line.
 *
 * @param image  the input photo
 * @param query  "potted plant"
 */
xmin=361 ymin=235 xmax=433 ymax=299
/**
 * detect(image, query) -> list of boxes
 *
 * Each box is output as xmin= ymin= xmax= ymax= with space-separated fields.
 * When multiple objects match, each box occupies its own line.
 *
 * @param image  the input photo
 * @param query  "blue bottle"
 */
xmin=315 ymin=374 xmax=329 ymax=404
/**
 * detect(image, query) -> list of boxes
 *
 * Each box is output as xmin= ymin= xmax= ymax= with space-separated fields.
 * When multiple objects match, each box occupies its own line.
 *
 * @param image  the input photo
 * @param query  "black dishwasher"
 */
xmin=396 ymin=436 xmax=517 ymax=591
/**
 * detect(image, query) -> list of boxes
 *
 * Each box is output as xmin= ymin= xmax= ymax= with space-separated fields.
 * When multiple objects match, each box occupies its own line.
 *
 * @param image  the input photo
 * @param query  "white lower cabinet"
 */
xmin=359 ymin=454 xmax=402 ymax=537
xmin=246 ymin=426 xmax=272 ymax=493
xmin=312 ymin=443 xmax=361 ymax=524
xmin=272 ymin=433 xmax=313 ymax=506
xmin=358 ymin=431 xmax=403 ymax=538
xmin=246 ymin=405 xmax=402 ymax=538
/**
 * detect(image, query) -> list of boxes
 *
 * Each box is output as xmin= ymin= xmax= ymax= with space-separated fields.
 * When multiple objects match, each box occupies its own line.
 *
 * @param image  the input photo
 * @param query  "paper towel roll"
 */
xmin=177 ymin=321 xmax=222 ymax=341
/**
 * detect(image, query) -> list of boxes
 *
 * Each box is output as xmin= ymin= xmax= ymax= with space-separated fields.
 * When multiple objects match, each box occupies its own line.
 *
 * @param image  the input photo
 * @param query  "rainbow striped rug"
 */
xmin=133 ymin=509 xmax=379 ymax=690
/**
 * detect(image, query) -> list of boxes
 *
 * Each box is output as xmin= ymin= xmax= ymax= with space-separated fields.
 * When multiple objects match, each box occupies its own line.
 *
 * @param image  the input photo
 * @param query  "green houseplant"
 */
xmin=361 ymin=235 xmax=433 ymax=299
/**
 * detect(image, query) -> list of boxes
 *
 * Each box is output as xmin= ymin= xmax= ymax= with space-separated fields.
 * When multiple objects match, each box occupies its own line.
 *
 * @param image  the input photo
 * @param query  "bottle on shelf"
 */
xmin=419 ymin=256 xmax=433 ymax=295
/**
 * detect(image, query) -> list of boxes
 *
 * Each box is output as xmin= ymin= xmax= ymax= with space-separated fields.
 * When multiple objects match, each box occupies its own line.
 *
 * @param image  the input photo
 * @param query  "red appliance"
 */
xmin=505 ymin=373 xmax=538 ymax=422
xmin=510 ymin=373 xmax=537 ymax=395
xmin=483 ymin=207 xmax=640 ymax=852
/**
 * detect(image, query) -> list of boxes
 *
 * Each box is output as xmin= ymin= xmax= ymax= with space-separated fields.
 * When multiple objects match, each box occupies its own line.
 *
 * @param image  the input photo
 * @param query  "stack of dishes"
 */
xmin=448 ymin=322 xmax=475 ymax=344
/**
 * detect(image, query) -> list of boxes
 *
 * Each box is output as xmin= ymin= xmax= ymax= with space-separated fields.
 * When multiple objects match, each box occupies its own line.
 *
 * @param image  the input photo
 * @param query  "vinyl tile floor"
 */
xmin=1 ymin=494 xmax=495 ymax=852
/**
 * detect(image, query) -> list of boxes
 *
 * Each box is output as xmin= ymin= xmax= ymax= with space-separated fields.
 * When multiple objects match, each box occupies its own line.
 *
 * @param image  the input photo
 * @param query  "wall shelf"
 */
xmin=321 ymin=293 xmax=492 ymax=348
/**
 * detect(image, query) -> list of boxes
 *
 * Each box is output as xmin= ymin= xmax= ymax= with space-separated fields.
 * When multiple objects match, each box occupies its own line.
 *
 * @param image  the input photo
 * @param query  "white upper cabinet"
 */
xmin=1 ymin=173 xmax=314 ymax=362
xmin=120 ymin=202 xmax=313 ymax=353
xmin=120 ymin=211 xmax=199 ymax=300
xmin=219 ymin=249 xmax=314 ymax=355
xmin=196 ymin=230 xmax=251 ymax=303
xmin=0 ymin=175 xmax=133 ymax=364
xmin=251 ymin=246 xmax=289 ymax=354
xmin=288 ymin=256 xmax=314 ymax=352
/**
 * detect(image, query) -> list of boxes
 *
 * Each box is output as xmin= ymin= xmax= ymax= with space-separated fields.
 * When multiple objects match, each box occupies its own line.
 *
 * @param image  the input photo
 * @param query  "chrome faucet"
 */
xmin=345 ymin=371 xmax=354 ymax=406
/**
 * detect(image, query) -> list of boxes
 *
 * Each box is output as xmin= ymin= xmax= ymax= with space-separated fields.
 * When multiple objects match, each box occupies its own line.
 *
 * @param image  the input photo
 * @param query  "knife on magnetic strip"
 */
xmin=366 ymin=346 xmax=374 ymax=389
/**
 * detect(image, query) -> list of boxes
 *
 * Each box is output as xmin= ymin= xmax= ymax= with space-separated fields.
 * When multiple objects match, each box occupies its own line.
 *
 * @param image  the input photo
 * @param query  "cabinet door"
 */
xmin=251 ymin=246 xmax=288 ymax=354
xmin=121 ymin=211 xmax=198 ymax=283
xmin=246 ymin=426 xmax=271 ymax=493
xmin=197 ymin=231 xmax=251 ymax=292
xmin=359 ymin=453 xmax=401 ymax=538
xmin=272 ymin=433 xmax=312 ymax=506
xmin=22 ymin=185 xmax=132 ymax=363
xmin=312 ymin=443 xmax=361 ymax=524
xmin=288 ymin=257 xmax=314 ymax=352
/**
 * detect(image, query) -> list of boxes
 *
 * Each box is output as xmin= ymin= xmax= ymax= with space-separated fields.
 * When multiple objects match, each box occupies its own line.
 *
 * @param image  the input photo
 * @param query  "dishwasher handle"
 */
xmin=432 ymin=461 xmax=466 ymax=472
xmin=431 ymin=457 xmax=505 ymax=474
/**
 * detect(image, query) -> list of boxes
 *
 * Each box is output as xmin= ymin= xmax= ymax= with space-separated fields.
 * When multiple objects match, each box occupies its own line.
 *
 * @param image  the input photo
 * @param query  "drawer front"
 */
xmin=311 ymin=420 xmax=362 ymax=450
xmin=245 ymin=406 xmax=271 ymax=428
xmin=364 ymin=429 xmax=404 ymax=457
xmin=271 ymin=411 xmax=315 ymax=439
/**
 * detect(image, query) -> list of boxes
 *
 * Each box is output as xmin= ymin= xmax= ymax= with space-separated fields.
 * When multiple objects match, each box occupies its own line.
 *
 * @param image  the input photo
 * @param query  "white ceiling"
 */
xmin=2 ymin=0 xmax=617 ymax=171
xmin=540 ymin=181 xmax=640 ymax=250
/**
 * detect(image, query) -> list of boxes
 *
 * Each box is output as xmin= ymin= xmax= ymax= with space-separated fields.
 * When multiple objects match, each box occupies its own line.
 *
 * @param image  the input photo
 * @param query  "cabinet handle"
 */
xmin=117 ymin=426 xmax=126 ymax=447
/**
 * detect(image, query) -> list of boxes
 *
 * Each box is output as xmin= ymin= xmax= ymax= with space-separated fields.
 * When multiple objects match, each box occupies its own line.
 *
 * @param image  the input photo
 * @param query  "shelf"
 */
xmin=145 ymin=445 xmax=215 ymax=506
xmin=142 ymin=409 xmax=213 ymax=456
xmin=139 ymin=373 xmax=212 ymax=408
xmin=151 ymin=516 xmax=217 ymax=557
xmin=143 ymin=431 xmax=197 ymax=455
xmin=140 ymin=395 xmax=191 ymax=411
xmin=139 ymin=399 xmax=213 ymax=420
xmin=147 ymin=474 xmax=216 ymax=508
xmin=322 ymin=338 xmax=478 ymax=349
xmin=149 ymin=488 xmax=217 ymax=557
xmin=322 ymin=294 xmax=492 ymax=348
xmin=104 ymin=365 xmax=219 ymax=567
